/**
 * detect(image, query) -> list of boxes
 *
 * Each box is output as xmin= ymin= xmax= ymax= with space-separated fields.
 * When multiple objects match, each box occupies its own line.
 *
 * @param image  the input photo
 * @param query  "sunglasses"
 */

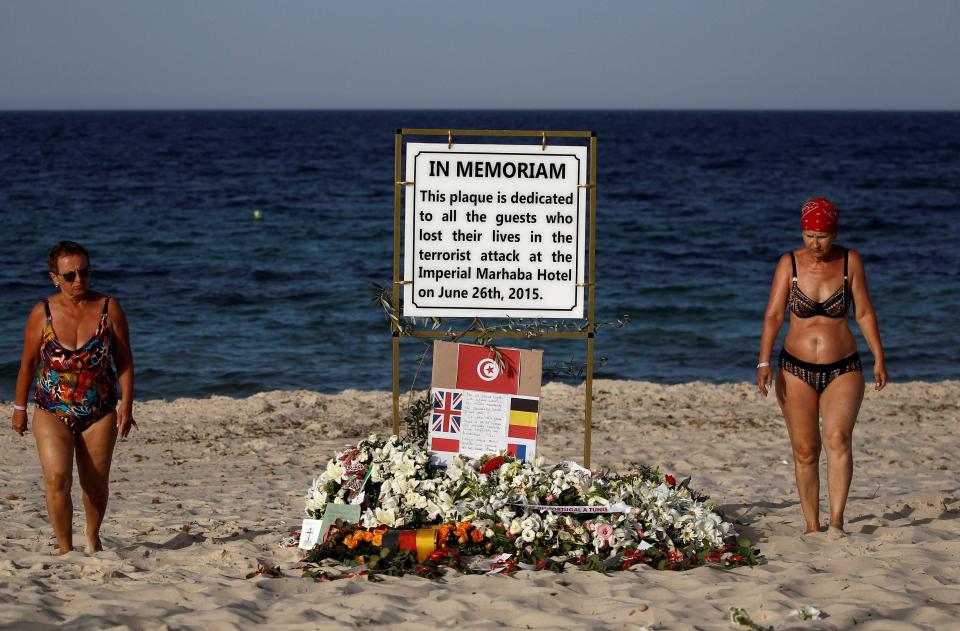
xmin=58 ymin=268 xmax=91 ymax=283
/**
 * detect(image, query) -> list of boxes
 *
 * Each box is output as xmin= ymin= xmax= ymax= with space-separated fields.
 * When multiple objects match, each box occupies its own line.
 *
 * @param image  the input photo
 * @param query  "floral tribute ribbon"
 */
xmin=380 ymin=526 xmax=440 ymax=562
xmin=509 ymin=501 xmax=631 ymax=514
xmin=338 ymin=447 xmax=370 ymax=502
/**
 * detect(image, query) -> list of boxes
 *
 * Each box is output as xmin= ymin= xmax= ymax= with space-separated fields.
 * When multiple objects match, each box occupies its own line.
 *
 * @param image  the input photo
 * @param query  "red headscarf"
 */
xmin=801 ymin=197 xmax=838 ymax=233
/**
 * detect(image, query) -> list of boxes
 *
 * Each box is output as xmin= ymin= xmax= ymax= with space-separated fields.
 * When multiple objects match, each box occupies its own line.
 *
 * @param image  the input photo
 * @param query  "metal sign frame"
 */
xmin=393 ymin=128 xmax=598 ymax=466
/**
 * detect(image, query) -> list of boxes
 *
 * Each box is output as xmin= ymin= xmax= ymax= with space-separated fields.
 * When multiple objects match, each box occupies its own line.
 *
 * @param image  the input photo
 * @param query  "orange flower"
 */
xmin=471 ymin=529 xmax=485 ymax=543
xmin=356 ymin=555 xmax=365 ymax=565
xmin=344 ymin=535 xmax=358 ymax=549
xmin=359 ymin=531 xmax=374 ymax=543
xmin=372 ymin=531 xmax=384 ymax=547
xmin=438 ymin=525 xmax=454 ymax=540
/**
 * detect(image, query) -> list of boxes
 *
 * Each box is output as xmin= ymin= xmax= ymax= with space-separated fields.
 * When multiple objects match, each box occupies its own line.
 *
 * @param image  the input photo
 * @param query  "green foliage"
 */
xmin=403 ymin=391 xmax=432 ymax=445
xmin=371 ymin=281 xmax=629 ymax=391
xmin=728 ymin=606 xmax=773 ymax=631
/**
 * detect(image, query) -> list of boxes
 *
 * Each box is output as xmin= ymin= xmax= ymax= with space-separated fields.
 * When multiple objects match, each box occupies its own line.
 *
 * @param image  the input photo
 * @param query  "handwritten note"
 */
xmin=458 ymin=390 xmax=509 ymax=458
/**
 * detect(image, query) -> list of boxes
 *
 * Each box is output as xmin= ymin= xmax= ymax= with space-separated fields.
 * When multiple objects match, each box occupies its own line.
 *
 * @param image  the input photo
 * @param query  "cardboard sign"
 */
xmin=429 ymin=341 xmax=542 ymax=465
xmin=402 ymin=142 xmax=588 ymax=318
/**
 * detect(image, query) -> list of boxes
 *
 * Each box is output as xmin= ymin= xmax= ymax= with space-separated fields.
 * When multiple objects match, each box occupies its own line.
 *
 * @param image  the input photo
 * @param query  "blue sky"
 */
xmin=1 ymin=0 xmax=957 ymax=110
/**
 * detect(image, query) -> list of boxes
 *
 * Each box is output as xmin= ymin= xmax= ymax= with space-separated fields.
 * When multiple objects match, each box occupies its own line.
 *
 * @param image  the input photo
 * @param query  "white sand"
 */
xmin=1 ymin=380 xmax=958 ymax=630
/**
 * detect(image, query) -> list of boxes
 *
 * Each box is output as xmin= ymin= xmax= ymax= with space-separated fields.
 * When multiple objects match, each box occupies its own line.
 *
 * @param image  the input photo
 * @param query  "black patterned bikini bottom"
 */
xmin=778 ymin=348 xmax=862 ymax=394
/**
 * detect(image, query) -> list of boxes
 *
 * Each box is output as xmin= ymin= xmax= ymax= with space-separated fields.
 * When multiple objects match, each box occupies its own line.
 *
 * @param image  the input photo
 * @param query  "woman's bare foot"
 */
xmin=803 ymin=522 xmax=823 ymax=535
xmin=826 ymin=525 xmax=848 ymax=540
xmin=56 ymin=546 xmax=73 ymax=555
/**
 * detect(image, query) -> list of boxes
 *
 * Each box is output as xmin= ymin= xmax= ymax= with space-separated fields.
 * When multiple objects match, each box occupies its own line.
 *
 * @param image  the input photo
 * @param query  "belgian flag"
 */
xmin=507 ymin=397 xmax=538 ymax=440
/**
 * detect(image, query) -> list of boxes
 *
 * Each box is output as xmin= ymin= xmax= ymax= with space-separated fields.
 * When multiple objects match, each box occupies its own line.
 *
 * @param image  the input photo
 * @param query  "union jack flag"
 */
xmin=432 ymin=390 xmax=462 ymax=434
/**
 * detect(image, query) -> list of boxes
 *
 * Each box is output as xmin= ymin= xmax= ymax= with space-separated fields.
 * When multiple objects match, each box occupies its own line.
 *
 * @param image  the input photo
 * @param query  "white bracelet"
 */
xmin=756 ymin=362 xmax=770 ymax=369
xmin=13 ymin=404 xmax=27 ymax=411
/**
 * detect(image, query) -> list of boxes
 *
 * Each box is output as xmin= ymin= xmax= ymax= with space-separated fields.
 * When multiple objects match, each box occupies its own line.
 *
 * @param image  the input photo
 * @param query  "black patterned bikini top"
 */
xmin=789 ymin=248 xmax=850 ymax=318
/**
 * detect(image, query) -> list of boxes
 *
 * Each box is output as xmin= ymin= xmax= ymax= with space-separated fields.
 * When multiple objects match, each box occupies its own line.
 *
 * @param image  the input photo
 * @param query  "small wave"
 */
xmin=700 ymin=158 xmax=749 ymax=171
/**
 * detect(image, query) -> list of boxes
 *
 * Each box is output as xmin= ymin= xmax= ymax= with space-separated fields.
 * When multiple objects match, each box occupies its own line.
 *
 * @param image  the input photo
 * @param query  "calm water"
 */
xmin=1 ymin=110 xmax=958 ymax=399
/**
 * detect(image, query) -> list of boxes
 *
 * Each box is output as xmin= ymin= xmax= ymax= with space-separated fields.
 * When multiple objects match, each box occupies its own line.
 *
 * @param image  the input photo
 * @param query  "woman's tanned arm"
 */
xmin=11 ymin=303 xmax=44 ymax=434
xmin=109 ymin=298 xmax=136 ymax=436
xmin=849 ymin=250 xmax=886 ymax=390
xmin=757 ymin=254 xmax=791 ymax=396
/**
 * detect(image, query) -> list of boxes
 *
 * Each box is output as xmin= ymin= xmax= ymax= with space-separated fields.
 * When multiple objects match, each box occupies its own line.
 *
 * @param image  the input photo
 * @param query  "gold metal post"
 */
xmin=392 ymin=131 xmax=403 ymax=435
xmin=584 ymin=133 xmax=598 ymax=468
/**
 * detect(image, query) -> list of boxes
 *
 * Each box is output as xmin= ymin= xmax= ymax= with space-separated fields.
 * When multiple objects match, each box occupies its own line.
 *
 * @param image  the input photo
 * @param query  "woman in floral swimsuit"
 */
xmin=11 ymin=241 xmax=136 ymax=554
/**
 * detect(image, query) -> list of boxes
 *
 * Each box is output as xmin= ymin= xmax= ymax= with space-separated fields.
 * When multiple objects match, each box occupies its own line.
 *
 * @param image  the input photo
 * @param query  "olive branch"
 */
xmin=371 ymin=282 xmax=628 ymax=440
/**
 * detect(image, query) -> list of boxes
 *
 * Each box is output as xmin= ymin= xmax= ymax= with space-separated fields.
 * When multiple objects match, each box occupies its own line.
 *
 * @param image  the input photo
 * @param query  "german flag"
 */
xmin=380 ymin=527 xmax=439 ymax=562
xmin=507 ymin=397 xmax=538 ymax=440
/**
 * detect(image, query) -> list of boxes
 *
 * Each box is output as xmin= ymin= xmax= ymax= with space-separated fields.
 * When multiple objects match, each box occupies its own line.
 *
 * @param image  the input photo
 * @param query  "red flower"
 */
xmin=480 ymin=456 xmax=504 ymax=474
xmin=665 ymin=475 xmax=676 ymax=487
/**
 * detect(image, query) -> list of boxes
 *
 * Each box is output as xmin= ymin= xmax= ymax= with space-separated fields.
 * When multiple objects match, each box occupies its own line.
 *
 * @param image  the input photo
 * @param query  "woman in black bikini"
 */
xmin=757 ymin=198 xmax=887 ymax=539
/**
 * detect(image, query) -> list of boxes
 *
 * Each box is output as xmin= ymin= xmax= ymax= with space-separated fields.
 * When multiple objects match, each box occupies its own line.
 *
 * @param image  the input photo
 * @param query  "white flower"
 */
xmin=395 ymin=457 xmax=417 ymax=477
xmin=521 ymin=529 xmax=536 ymax=542
xmin=789 ymin=606 xmax=823 ymax=621
xmin=324 ymin=460 xmax=346 ymax=484
xmin=375 ymin=507 xmax=396 ymax=527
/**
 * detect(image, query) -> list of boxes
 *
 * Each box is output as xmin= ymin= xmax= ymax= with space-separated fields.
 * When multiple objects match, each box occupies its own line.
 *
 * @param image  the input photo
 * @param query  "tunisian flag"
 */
xmin=455 ymin=344 xmax=521 ymax=395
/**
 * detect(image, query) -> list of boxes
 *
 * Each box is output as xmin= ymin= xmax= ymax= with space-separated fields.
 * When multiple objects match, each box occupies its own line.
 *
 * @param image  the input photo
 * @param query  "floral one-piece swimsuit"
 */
xmin=34 ymin=297 xmax=118 ymax=433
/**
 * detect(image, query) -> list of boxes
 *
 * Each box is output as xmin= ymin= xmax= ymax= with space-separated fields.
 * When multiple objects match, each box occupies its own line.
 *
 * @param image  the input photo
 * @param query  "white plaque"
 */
xmin=403 ymin=142 xmax=588 ymax=318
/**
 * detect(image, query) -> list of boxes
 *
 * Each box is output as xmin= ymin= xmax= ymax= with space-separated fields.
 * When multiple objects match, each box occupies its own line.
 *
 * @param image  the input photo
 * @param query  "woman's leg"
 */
xmin=776 ymin=369 xmax=823 ymax=533
xmin=32 ymin=410 xmax=76 ymax=554
xmin=819 ymin=370 xmax=865 ymax=538
xmin=75 ymin=411 xmax=118 ymax=552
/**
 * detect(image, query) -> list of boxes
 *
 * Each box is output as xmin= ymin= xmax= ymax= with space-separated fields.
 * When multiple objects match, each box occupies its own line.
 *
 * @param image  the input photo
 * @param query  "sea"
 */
xmin=1 ymin=110 xmax=958 ymax=400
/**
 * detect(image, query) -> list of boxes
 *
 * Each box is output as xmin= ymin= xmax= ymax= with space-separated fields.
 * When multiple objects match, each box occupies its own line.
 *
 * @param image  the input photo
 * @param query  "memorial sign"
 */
xmin=428 ymin=341 xmax=543 ymax=465
xmin=403 ymin=143 xmax=588 ymax=318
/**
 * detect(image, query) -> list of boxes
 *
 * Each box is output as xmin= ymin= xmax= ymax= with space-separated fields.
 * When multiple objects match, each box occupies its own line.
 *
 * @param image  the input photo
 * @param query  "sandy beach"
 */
xmin=1 ymin=380 xmax=958 ymax=630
